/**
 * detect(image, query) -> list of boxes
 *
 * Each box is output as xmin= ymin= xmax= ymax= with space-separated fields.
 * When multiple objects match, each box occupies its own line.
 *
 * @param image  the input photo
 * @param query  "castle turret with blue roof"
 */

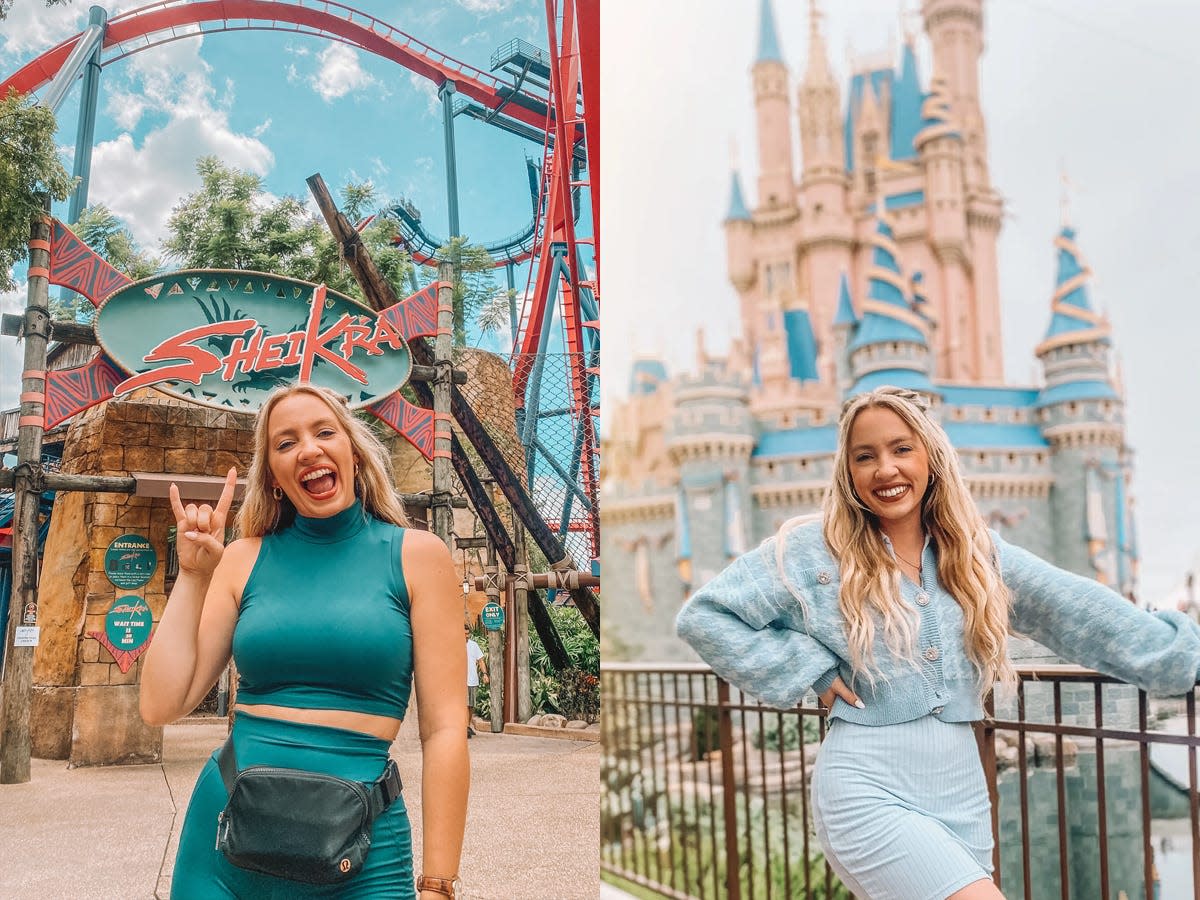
xmin=1034 ymin=225 xmax=1129 ymax=586
xmin=846 ymin=211 xmax=936 ymax=398
xmin=604 ymin=0 xmax=1141 ymax=662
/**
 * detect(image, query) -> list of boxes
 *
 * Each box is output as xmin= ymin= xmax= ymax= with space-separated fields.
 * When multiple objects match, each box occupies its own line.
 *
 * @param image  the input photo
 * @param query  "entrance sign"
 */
xmin=104 ymin=534 xmax=157 ymax=589
xmin=13 ymin=627 xmax=39 ymax=647
xmin=480 ymin=601 xmax=505 ymax=631
xmin=95 ymin=271 xmax=413 ymax=411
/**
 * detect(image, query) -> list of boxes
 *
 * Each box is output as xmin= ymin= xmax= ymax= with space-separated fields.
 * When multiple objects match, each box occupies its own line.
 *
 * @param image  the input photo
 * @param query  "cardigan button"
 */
xmin=916 ymin=592 xmax=930 ymax=606
xmin=923 ymin=647 xmax=940 ymax=662
xmin=817 ymin=571 xmax=831 ymax=584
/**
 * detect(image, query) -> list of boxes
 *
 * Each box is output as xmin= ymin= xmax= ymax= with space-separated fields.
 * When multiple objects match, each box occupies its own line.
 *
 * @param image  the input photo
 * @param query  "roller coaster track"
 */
xmin=1 ymin=0 xmax=568 ymax=139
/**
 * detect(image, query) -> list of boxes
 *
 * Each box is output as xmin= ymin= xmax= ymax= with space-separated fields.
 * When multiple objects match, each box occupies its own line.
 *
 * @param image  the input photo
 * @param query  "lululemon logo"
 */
xmin=340 ymin=858 xmax=351 ymax=873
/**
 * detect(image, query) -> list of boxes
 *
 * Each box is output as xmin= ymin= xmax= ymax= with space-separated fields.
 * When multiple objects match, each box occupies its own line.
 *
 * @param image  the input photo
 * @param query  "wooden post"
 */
xmin=513 ymin=517 xmax=532 ymax=723
xmin=431 ymin=261 xmax=455 ymax=545
xmin=1 ymin=202 xmax=52 ymax=784
xmin=484 ymin=541 xmax=503 ymax=735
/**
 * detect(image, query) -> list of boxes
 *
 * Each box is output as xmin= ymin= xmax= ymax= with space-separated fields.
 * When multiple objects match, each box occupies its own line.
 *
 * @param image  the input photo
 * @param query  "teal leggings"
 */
xmin=172 ymin=711 xmax=415 ymax=899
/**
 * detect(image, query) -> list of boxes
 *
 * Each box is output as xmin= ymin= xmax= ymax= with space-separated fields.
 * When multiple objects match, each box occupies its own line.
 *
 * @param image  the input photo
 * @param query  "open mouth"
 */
xmin=873 ymin=484 xmax=910 ymax=501
xmin=299 ymin=466 xmax=338 ymax=499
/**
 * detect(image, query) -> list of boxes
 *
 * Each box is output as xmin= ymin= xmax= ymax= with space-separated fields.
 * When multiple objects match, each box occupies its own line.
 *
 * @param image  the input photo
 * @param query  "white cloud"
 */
xmin=82 ymin=38 xmax=273 ymax=250
xmin=455 ymin=0 xmax=515 ymax=13
xmin=252 ymin=118 xmax=272 ymax=138
xmin=407 ymin=71 xmax=441 ymax=118
xmin=310 ymin=44 xmax=377 ymax=102
xmin=0 ymin=0 xmax=143 ymax=59
xmin=461 ymin=31 xmax=491 ymax=46
xmin=0 ymin=278 xmax=27 ymax=409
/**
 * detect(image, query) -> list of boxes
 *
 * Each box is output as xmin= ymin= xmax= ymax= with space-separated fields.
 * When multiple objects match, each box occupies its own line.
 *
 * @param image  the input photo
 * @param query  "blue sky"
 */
xmin=0 ymin=0 xmax=558 ymax=398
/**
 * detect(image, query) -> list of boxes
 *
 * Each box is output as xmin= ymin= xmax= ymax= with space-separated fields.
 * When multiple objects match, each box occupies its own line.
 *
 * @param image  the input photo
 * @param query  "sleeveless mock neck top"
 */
xmin=233 ymin=501 xmax=414 ymax=718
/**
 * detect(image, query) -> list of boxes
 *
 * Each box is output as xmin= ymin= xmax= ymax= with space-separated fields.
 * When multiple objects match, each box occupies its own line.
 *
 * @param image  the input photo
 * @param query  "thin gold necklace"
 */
xmin=893 ymin=549 xmax=921 ymax=570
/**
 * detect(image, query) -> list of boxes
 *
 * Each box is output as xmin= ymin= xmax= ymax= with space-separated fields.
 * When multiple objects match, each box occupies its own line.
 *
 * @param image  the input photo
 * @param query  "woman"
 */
xmin=676 ymin=386 xmax=1200 ymax=900
xmin=140 ymin=384 xmax=468 ymax=900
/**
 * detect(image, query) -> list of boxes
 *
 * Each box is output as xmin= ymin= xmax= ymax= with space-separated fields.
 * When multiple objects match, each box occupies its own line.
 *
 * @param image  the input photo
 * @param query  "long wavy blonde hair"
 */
xmin=236 ymin=384 xmax=409 ymax=537
xmin=781 ymin=387 xmax=1013 ymax=693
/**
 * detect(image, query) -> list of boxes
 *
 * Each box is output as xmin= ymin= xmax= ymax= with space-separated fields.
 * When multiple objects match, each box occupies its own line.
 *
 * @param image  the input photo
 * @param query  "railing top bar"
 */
xmin=602 ymin=660 xmax=1200 ymax=687
xmin=601 ymin=661 xmax=713 ymax=673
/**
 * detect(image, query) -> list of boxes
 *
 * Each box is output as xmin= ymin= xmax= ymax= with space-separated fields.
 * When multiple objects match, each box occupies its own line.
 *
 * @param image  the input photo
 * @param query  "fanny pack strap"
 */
xmin=216 ymin=737 xmax=403 ymax=820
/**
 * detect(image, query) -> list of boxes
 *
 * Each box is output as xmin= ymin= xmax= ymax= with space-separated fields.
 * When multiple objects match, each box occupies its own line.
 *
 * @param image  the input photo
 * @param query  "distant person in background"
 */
xmin=466 ymin=625 xmax=488 ymax=738
xmin=678 ymin=386 xmax=1200 ymax=900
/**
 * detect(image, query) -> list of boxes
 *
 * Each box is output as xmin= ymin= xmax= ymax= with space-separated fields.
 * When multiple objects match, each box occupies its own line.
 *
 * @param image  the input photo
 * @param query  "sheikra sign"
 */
xmin=40 ymin=218 xmax=445 ymax=458
xmin=96 ymin=271 xmax=412 ymax=411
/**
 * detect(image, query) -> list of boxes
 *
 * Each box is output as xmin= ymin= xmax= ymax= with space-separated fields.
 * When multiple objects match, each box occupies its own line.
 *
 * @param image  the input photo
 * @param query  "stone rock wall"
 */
xmin=32 ymin=391 xmax=256 ymax=765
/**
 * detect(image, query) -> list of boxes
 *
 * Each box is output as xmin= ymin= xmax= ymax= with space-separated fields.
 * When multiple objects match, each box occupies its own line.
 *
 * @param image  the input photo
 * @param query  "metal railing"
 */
xmin=601 ymin=663 xmax=1200 ymax=900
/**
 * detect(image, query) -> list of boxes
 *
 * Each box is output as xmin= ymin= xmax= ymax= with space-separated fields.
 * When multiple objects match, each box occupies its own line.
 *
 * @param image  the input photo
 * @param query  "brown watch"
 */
xmin=417 ymin=875 xmax=462 ymax=898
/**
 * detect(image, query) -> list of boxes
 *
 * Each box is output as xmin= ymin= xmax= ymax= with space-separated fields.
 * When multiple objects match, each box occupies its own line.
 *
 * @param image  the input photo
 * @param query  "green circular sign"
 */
xmin=104 ymin=534 xmax=157 ymax=589
xmin=480 ymin=601 xmax=505 ymax=632
xmin=104 ymin=595 xmax=153 ymax=651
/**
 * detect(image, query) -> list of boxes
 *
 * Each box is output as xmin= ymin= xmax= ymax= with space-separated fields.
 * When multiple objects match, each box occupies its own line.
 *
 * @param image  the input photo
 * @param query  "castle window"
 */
xmin=983 ymin=408 xmax=996 ymax=422
xmin=1036 ymin=453 xmax=1045 ymax=464
xmin=976 ymin=453 xmax=987 ymax=464
xmin=891 ymin=342 xmax=899 ymax=352
xmin=1068 ymin=402 xmax=1079 ymax=415
xmin=1007 ymin=453 xmax=1016 ymax=464
xmin=766 ymin=461 xmax=776 ymax=475
xmin=800 ymin=459 xmax=809 ymax=470
xmin=813 ymin=410 xmax=825 ymax=425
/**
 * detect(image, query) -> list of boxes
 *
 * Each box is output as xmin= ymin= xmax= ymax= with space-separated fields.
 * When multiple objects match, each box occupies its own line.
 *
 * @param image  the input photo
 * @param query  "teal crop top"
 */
xmin=233 ymin=501 xmax=414 ymax=718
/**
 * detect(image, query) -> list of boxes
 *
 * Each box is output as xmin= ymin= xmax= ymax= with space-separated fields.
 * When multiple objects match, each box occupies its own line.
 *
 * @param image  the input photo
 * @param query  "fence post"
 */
xmin=717 ymin=678 xmax=741 ymax=900
xmin=979 ymin=691 xmax=1001 ymax=885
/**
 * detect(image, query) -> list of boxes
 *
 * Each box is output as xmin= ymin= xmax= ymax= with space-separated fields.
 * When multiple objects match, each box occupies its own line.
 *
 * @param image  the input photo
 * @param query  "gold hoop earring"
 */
xmin=272 ymin=486 xmax=283 ymax=501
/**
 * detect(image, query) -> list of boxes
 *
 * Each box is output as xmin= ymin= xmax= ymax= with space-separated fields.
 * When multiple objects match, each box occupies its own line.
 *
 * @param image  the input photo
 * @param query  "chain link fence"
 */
xmin=459 ymin=348 xmax=598 ymax=569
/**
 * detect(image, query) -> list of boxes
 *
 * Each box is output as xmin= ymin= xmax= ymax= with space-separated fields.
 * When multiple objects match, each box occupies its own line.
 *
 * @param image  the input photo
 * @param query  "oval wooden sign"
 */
xmin=95 ymin=270 xmax=412 ymax=411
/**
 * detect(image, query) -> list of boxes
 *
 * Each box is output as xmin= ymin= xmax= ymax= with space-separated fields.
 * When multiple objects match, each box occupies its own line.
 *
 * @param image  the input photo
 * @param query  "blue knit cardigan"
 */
xmin=676 ymin=520 xmax=1200 ymax=724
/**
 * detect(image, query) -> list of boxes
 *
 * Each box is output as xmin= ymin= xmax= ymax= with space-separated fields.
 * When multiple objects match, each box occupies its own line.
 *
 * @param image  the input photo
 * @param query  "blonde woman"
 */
xmin=677 ymin=386 xmax=1200 ymax=900
xmin=141 ymin=384 xmax=467 ymax=900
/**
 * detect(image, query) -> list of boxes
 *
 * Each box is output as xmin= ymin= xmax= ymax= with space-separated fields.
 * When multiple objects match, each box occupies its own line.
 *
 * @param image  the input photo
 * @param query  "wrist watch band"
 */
xmin=417 ymin=875 xmax=462 ymax=898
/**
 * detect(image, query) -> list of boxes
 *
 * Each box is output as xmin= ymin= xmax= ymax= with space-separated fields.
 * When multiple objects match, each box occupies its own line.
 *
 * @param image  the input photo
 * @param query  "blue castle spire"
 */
xmin=1039 ymin=226 xmax=1109 ymax=345
xmin=833 ymin=272 xmax=857 ymax=326
xmin=757 ymin=0 xmax=783 ymax=63
xmin=725 ymin=170 xmax=751 ymax=221
xmin=890 ymin=39 xmax=924 ymax=161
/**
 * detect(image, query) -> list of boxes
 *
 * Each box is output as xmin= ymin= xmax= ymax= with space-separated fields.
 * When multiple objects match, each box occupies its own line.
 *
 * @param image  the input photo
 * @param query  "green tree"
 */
xmin=0 ymin=89 xmax=74 ymax=292
xmin=425 ymin=235 xmax=505 ymax=347
xmin=72 ymin=204 xmax=158 ymax=279
xmin=162 ymin=156 xmax=414 ymax=302
xmin=0 ymin=0 xmax=70 ymax=20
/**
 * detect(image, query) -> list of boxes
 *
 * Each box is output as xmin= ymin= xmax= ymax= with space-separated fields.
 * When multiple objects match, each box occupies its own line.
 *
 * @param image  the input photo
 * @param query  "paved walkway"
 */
xmin=0 ymin=717 xmax=599 ymax=899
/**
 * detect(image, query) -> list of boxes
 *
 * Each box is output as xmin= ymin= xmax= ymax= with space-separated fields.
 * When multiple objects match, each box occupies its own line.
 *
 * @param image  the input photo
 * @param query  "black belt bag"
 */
xmin=214 ymin=737 xmax=403 ymax=885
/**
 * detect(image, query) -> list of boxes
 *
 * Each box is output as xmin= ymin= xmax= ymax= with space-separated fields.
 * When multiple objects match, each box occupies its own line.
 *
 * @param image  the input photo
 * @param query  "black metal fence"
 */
xmin=601 ymin=663 xmax=1200 ymax=900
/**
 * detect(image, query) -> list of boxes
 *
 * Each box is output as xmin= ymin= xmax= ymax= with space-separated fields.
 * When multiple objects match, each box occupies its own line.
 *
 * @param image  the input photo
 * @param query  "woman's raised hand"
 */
xmin=169 ymin=467 xmax=237 ymax=578
xmin=819 ymin=675 xmax=866 ymax=710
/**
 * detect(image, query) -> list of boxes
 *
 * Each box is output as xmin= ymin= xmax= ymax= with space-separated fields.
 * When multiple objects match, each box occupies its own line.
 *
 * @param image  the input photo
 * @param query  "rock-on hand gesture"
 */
xmin=169 ymin=467 xmax=237 ymax=578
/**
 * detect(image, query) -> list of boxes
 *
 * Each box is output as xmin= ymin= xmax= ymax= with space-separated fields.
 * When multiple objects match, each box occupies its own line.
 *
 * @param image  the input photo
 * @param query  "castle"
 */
xmin=602 ymin=0 xmax=1135 ymax=660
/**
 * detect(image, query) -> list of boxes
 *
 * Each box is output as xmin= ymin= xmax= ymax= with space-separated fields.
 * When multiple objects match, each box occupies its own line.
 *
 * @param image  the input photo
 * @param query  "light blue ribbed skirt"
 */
xmin=811 ymin=715 xmax=993 ymax=900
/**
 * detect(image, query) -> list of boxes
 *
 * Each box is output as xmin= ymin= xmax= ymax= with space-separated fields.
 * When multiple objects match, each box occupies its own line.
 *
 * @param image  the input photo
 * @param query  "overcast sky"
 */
xmin=601 ymin=0 xmax=1200 ymax=608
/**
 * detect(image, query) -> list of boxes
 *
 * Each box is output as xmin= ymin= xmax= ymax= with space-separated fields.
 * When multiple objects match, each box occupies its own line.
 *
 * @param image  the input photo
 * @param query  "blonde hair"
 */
xmin=236 ymin=384 xmax=409 ymax=537
xmin=780 ymin=387 xmax=1013 ymax=693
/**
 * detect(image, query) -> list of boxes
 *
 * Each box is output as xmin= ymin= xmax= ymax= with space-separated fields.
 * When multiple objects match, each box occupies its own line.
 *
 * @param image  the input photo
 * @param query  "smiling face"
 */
xmin=266 ymin=392 xmax=359 ymax=519
xmin=847 ymin=405 xmax=931 ymax=534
